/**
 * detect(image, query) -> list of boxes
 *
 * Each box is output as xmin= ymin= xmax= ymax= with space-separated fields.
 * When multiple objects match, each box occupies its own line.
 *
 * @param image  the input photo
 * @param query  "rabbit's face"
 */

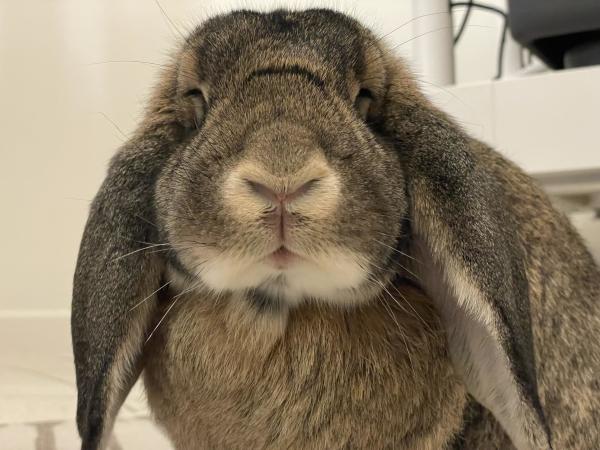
xmin=157 ymin=10 xmax=406 ymax=306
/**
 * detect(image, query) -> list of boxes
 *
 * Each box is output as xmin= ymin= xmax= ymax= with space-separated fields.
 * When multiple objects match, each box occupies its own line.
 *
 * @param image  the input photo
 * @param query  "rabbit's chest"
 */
xmin=143 ymin=286 xmax=466 ymax=449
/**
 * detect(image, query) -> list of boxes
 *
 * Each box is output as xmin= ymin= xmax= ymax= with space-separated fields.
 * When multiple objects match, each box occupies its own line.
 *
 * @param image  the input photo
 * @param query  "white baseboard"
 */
xmin=0 ymin=315 xmax=148 ymax=425
xmin=0 ymin=310 xmax=70 ymax=318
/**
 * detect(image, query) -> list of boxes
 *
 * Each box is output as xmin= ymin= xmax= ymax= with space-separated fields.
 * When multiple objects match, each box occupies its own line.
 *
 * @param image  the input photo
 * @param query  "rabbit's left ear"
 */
xmin=379 ymin=65 xmax=551 ymax=450
xmin=71 ymin=66 xmax=183 ymax=450
xmin=71 ymin=132 xmax=172 ymax=450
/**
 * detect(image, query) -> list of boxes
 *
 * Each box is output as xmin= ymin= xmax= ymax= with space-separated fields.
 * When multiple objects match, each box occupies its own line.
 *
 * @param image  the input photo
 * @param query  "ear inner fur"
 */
xmin=379 ymin=59 xmax=552 ymax=449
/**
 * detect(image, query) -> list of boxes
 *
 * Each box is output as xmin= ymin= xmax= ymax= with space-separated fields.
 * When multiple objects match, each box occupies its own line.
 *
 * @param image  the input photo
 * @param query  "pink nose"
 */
xmin=245 ymin=178 xmax=318 ymax=204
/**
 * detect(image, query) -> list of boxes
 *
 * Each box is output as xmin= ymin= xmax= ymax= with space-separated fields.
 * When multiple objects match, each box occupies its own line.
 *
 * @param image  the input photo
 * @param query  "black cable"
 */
xmin=450 ymin=2 xmax=508 ymax=79
xmin=496 ymin=17 xmax=508 ymax=79
xmin=453 ymin=0 xmax=473 ymax=44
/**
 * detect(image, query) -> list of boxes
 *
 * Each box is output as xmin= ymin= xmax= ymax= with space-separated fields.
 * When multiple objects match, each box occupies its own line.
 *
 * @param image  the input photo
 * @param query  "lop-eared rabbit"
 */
xmin=72 ymin=9 xmax=600 ymax=450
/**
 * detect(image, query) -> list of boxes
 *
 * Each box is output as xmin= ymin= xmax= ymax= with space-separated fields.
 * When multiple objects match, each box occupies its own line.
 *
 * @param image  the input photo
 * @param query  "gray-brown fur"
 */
xmin=71 ymin=8 xmax=600 ymax=450
xmin=144 ymin=284 xmax=466 ymax=449
xmin=453 ymin=140 xmax=600 ymax=448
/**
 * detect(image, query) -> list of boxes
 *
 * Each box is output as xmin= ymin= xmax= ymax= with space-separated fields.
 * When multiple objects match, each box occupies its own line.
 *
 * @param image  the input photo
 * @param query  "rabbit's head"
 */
xmin=156 ymin=10 xmax=407 ymax=306
xmin=72 ymin=9 xmax=551 ymax=450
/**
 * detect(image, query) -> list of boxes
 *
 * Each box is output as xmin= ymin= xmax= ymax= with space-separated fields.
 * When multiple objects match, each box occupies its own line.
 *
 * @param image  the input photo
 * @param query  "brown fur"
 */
xmin=71 ymin=8 xmax=600 ymax=450
xmin=452 ymin=142 xmax=600 ymax=449
xmin=378 ymin=55 xmax=600 ymax=448
xmin=144 ymin=283 xmax=466 ymax=449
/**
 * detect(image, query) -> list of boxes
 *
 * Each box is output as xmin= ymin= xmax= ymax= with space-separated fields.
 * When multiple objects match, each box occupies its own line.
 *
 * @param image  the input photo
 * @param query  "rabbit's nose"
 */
xmin=245 ymin=178 xmax=319 ymax=205
xmin=223 ymin=158 xmax=340 ymax=230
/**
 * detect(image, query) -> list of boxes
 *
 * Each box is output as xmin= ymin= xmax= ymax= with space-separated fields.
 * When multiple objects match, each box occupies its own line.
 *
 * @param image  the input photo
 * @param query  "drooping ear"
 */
xmin=380 ymin=63 xmax=551 ymax=450
xmin=71 ymin=70 xmax=183 ymax=450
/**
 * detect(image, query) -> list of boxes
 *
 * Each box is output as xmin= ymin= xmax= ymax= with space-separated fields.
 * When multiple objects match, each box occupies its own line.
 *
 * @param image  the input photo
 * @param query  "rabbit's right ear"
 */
xmin=72 ymin=70 xmax=183 ymax=450
xmin=377 ymin=60 xmax=551 ymax=450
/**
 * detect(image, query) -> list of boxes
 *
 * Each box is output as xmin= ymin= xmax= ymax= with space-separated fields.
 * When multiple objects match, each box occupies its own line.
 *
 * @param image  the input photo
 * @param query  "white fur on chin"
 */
xmin=199 ymin=249 xmax=367 ymax=306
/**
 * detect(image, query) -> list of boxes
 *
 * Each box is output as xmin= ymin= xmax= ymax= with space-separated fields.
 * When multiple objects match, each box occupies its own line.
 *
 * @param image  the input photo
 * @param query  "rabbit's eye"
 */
xmin=183 ymin=88 xmax=203 ymax=98
xmin=183 ymin=88 xmax=208 ymax=129
xmin=354 ymin=88 xmax=373 ymax=120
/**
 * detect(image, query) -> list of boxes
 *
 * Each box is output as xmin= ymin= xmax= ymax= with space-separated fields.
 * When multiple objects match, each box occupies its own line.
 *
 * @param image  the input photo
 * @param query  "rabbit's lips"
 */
xmin=268 ymin=246 xmax=298 ymax=269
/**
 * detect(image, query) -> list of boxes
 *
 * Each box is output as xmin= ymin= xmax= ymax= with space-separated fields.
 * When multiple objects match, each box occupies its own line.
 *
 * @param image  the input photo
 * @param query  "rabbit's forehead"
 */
xmin=184 ymin=10 xmax=372 ymax=90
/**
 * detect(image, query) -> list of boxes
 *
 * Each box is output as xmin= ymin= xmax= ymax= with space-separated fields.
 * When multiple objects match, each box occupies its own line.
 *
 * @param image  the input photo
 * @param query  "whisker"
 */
xmin=94 ymin=111 xmax=129 ymax=141
xmin=114 ymin=233 xmax=165 ymax=246
xmin=371 ymin=276 xmax=429 ymax=332
xmin=372 ymin=288 xmax=416 ymax=377
xmin=147 ymin=248 xmax=174 ymax=255
xmin=383 ymin=279 xmax=436 ymax=335
xmin=128 ymin=280 xmax=172 ymax=313
xmin=369 ymin=258 xmax=421 ymax=283
xmin=387 ymin=259 xmax=423 ymax=283
xmin=153 ymin=0 xmax=185 ymax=40
xmin=145 ymin=297 xmax=180 ymax=343
xmin=358 ymin=257 xmax=434 ymax=337
xmin=367 ymin=26 xmax=455 ymax=66
xmin=176 ymin=239 xmax=215 ymax=249
xmin=133 ymin=213 xmax=159 ymax=229
xmin=112 ymin=243 xmax=170 ymax=262
xmin=85 ymin=59 xmax=171 ymax=70
xmin=373 ymin=238 xmax=421 ymax=264
xmin=416 ymin=78 xmax=479 ymax=114
xmin=366 ymin=24 xmax=496 ymax=67
xmin=377 ymin=231 xmax=410 ymax=238
xmin=145 ymin=284 xmax=198 ymax=343
xmin=84 ymin=60 xmax=199 ymax=83
xmin=353 ymin=262 xmax=416 ymax=375
xmin=373 ymin=11 xmax=455 ymax=44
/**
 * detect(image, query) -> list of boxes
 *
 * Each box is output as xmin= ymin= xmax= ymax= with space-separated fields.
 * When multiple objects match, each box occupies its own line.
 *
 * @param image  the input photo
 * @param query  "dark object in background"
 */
xmin=508 ymin=0 xmax=600 ymax=69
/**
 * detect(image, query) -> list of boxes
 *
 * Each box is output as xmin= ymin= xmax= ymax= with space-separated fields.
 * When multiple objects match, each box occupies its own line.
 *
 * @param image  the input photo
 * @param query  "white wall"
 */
xmin=0 ymin=0 xmax=525 ymax=313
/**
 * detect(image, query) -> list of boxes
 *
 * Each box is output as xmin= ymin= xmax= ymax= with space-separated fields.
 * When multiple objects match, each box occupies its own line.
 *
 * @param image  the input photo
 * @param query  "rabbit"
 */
xmin=71 ymin=8 xmax=600 ymax=450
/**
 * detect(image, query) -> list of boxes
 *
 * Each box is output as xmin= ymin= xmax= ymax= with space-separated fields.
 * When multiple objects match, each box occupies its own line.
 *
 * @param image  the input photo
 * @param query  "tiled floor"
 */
xmin=0 ymin=417 xmax=173 ymax=450
xmin=0 ymin=316 xmax=174 ymax=450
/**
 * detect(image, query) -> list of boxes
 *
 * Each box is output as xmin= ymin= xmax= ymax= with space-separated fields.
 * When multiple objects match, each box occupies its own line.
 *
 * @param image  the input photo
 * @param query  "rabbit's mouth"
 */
xmin=267 ymin=246 xmax=299 ymax=270
xmin=192 ymin=243 xmax=370 ymax=307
